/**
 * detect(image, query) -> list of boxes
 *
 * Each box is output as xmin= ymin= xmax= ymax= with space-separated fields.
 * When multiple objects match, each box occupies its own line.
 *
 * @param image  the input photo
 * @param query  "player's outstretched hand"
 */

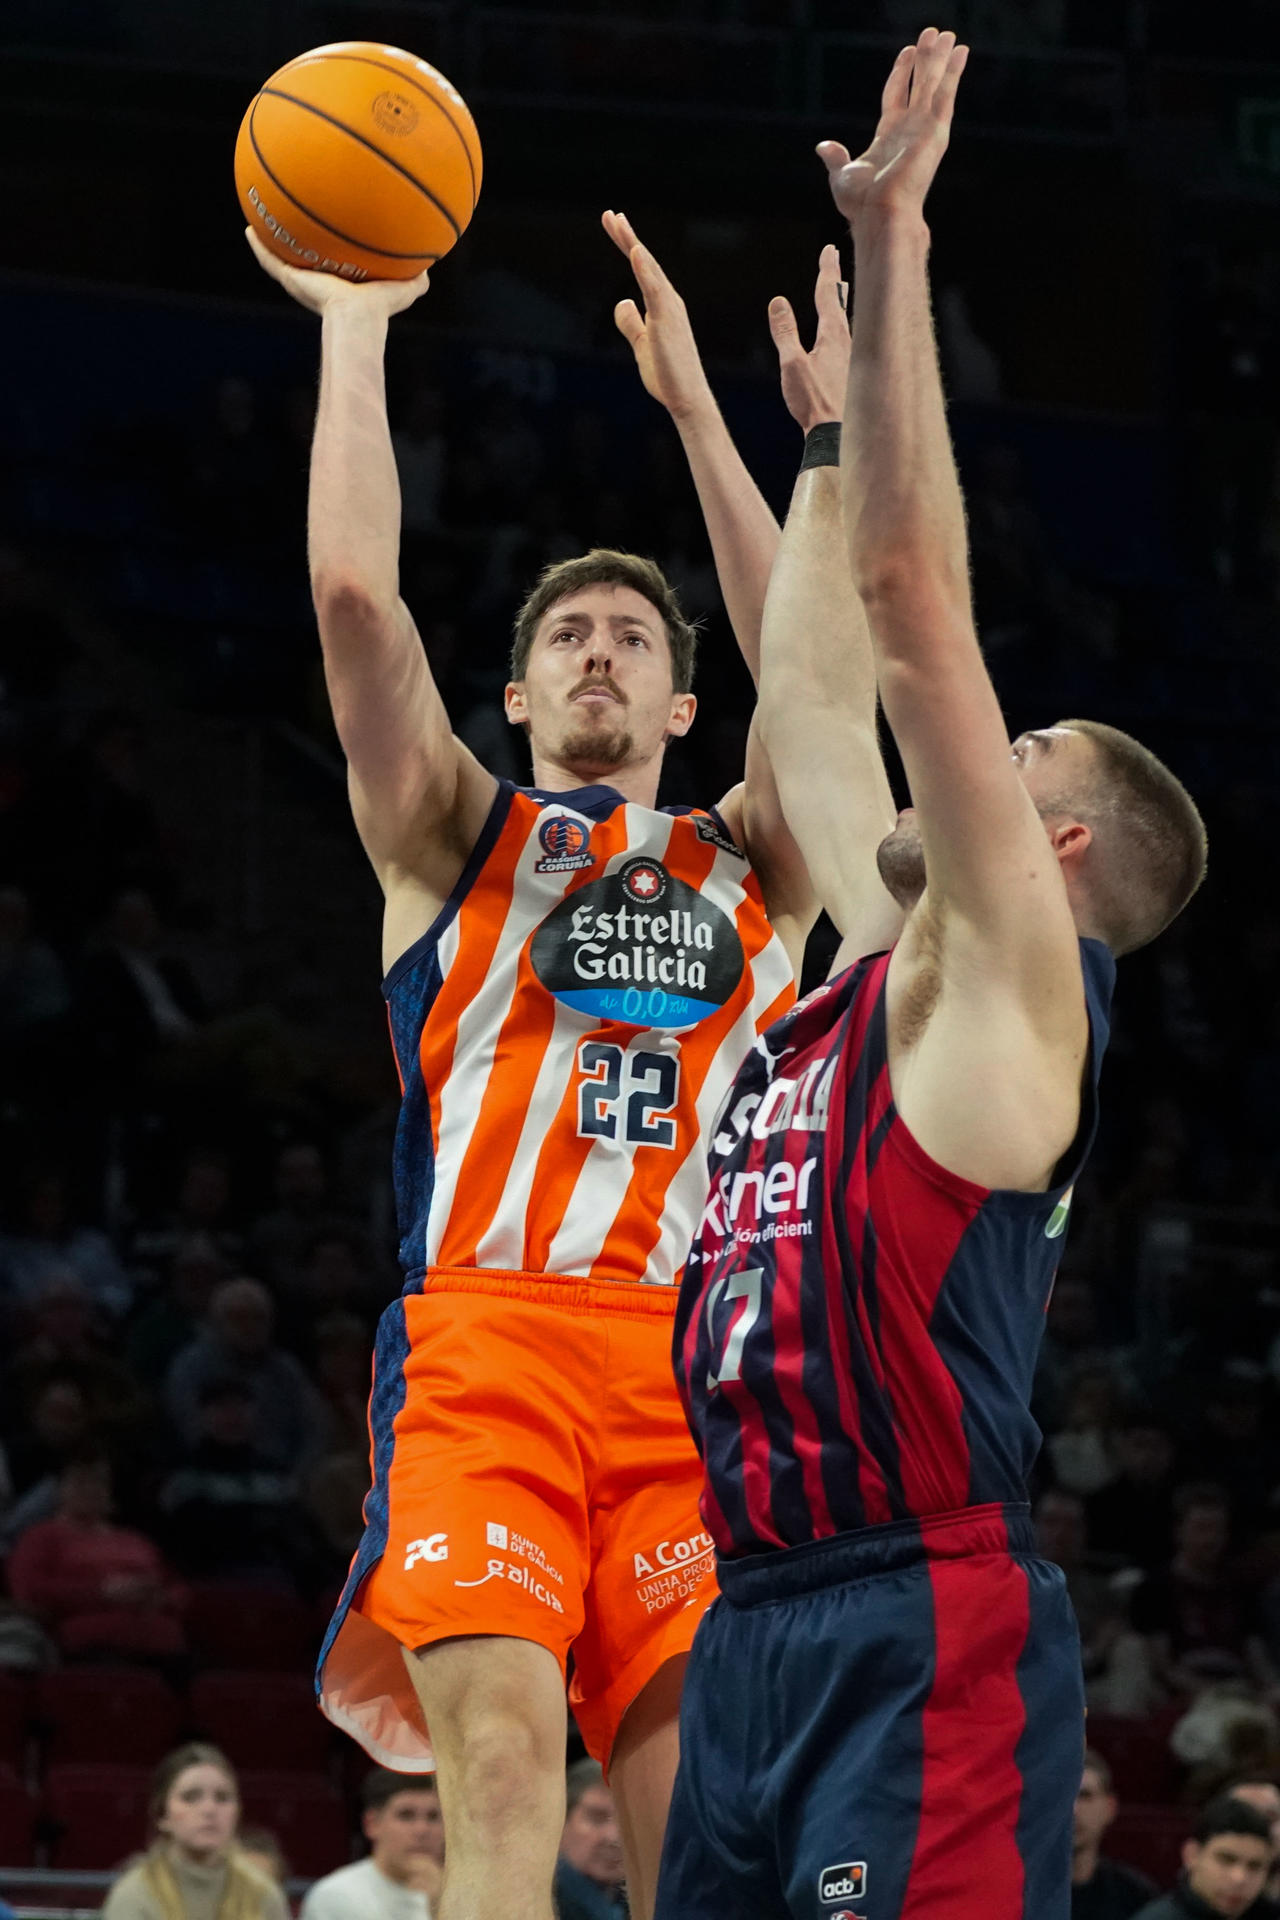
xmin=245 ymin=228 xmax=431 ymax=317
xmin=603 ymin=209 xmax=715 ymax=425
xmin=818 ymin=26 xmax=968 ymax=226
xmin=769 ymin=243 xmax=850 ymax=434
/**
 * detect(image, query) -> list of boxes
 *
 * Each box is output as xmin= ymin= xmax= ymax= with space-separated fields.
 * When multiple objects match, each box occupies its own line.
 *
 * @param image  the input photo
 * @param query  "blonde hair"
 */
xmin=143 ymin=1743 xmax=275 ymax=1920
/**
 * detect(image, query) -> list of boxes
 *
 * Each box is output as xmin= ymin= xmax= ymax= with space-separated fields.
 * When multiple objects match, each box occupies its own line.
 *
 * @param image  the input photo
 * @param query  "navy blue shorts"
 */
xmin=655 ymin=1503 xmax=1083 ymax=1920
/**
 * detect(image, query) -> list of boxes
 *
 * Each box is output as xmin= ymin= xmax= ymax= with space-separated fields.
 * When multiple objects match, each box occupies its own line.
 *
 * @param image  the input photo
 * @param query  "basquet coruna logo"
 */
xmin=531 ymin=856 xmax=744 ymax=1029
xmin=535 ymin=813 xmax=595 ymax=874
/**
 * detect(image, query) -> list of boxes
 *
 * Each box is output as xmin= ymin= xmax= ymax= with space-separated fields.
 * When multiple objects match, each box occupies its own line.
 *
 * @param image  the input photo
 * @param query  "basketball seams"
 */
xmin=264 ymin=84 xmax=470 ymax=238
xmin=277 ymin=50 xmax=479 ymax=206
xmin=247 ymin=101 xmax=440 ymax=263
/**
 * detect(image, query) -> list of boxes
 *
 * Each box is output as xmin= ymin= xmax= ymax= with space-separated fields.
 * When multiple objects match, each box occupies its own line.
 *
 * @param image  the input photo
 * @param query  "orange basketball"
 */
xmin=234 ymin=41 xmax=481 ymax=282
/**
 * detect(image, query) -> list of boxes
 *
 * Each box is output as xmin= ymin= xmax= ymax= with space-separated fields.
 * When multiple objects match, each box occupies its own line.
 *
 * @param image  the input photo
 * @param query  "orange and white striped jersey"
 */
xmin=384 ymin=780 xmax=796 ymax=1289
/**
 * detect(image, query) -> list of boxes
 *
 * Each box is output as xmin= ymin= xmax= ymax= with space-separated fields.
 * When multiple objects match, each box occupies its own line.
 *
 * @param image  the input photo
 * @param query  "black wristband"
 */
xmin=800 ymin=421 xmax=841 ymax=470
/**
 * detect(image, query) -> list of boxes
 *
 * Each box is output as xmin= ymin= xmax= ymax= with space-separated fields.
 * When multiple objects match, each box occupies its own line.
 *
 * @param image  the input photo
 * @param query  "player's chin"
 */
xmin=560 ymin=722 xmax=634 ymax=772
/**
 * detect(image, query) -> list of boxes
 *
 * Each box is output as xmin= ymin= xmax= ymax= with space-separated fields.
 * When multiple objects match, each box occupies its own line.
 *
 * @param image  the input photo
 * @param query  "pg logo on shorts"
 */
xmin=819 ymin=1861 xmax=867 ymax=1906
xmin=531 ymin=857 xmax=745 ymax=1030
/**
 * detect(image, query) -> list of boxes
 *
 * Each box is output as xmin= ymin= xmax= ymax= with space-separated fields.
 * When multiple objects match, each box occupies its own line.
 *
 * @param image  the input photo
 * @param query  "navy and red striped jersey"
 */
xmin=674 ymin=938 xmax=1116 ymax=1559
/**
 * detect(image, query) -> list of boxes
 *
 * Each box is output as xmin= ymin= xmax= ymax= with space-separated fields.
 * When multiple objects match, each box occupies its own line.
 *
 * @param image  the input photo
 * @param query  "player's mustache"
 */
xmin=569 ymin=675 xmax=626 ymax=706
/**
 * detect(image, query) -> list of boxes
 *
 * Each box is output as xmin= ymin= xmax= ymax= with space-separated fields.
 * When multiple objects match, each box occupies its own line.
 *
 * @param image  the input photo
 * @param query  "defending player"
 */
xmin=244 ymin=222 xmax=845 ymax=1920
xmin=663 ymin=30 xmax=1208 ymax=1920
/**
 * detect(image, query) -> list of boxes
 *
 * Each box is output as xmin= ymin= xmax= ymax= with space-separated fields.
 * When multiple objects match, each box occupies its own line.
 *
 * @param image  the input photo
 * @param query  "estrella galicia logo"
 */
xmin=819 ymin=1862 xmax=867 ymax=1906
xmin=535 ymin=813 xmax=595 ymax=874
xmin=531 ymin=858 xmax=744 ymax=1029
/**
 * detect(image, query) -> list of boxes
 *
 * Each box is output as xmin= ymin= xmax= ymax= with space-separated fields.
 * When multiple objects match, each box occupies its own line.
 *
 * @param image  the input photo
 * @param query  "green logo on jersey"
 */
xmin=1045 ymin=1186 xmax=1075 ymax=1240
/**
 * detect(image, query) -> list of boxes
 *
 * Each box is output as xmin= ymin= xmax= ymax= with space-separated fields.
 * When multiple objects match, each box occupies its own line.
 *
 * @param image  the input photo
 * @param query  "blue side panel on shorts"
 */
xmin=1012 ymin=1558 xmax=1083 ymax=1920
xmin=314 ymin=1297 xmax=411 ymax=1699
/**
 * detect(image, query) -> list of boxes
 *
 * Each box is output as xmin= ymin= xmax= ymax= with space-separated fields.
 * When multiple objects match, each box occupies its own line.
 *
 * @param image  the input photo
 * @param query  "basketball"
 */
xmin=234 ymin=41 xmax=481 ymax=282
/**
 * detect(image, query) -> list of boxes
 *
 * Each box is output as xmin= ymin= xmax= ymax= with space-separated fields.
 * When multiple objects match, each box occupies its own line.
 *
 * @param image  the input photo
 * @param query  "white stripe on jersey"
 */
xmin=424 ymin=815 xmax=567 ymax=1267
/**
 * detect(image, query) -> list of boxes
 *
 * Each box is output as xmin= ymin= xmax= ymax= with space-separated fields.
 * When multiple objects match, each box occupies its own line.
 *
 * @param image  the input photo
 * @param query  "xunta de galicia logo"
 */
xmin=531 ymin=856 xmax=744 ymax=1029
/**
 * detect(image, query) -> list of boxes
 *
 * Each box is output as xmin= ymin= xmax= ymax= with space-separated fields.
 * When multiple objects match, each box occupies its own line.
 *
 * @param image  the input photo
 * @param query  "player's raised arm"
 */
xmin=245 ymin=232 xmax=496 ymax=939
xmin=602 ymin=210 xmax=779 ymax=682
xmin=755 ymin=246 xmax=903 ymax=962
xmin=820 ymin=32 xmax=1079 ymax=1004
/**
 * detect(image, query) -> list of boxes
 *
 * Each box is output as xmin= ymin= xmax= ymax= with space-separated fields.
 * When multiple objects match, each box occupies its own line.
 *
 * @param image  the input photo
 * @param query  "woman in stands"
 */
xmin=103 ymin=1744 xmax=288 ymax=1920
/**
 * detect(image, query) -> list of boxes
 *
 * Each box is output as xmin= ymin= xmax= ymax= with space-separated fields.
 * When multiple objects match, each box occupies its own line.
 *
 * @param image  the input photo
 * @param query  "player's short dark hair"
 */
xmin=360 ymin=1767 xmax=438 ymax=1813
xmin=1082 ymin=1748 xmax=1113 ymax=1793
xmin=565 ymin=1757 xmax=606 ymax=1816
xmin=1194 ymin=1794 xmax=1275 ymax=1849
xmin=1052 ymin=718 xmax=1207 ymax=957
xmin=510 ymin=550 xmax=698 ymax=694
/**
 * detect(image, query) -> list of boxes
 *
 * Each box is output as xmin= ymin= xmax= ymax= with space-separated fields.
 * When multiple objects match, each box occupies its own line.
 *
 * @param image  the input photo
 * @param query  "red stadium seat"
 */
xmin=187 ymin=1584 xmax=315 ymax=1671
xmin=239 ymin=1770 xmax=350 ymax=1877
xmin=0 ymin=1765 xmax=37 ymax=1867
xmin=44 ymin=1763 xmax=151 ymax=1869
xmin=0 ymin=1674 xmax=30 ymax=1772
xmin=1105 ymin=1804 xmax=1189 ymax=1889
xmin=37 ymin=1667 xmax=182 ymax=1766
xmin=1087 ymin=1713 xmax=1184 ymax=1804
xmin=189 ymin=1671 xmax=331 ymax=1771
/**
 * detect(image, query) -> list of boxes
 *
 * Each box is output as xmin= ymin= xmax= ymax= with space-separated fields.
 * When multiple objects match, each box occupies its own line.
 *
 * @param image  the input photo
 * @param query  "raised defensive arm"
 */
xmin=821 ymin=34 xmax=1078 ymax=990
xmin=245 ymin=233 xmax=495 ymax=916
xmin=756 ymin=251 xmax=903 ymax=961
xmin=602 ymin=210 xmax=780 ymax=683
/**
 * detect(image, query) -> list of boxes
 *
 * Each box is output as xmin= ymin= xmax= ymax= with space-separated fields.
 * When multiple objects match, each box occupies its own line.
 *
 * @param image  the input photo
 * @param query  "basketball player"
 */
xmin=663 ymin=29 xmax=1208 ymax=1920
xmin=243 ymin=223 xmax=856 ymax=1920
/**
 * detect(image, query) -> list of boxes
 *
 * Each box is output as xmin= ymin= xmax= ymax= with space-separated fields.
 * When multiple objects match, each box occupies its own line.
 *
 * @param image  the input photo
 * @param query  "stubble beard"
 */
xmin=558 ymin=714 xmax=635 ymax=774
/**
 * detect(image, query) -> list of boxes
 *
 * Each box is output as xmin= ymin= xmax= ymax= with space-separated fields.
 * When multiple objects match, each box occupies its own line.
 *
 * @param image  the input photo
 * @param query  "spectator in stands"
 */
xmin=1132 ymin=1795 xmax=1275 ymax=1920
xmin=0 ymin=1163 xmax=132 ymax=1319
xmin=126 ymin=1234 xmax=227 ymax=1381
xmin=81 ymin=887 xmax=205 ymax=1074
xmin=1087 ymin=1408 xmax=1179 ymax=1572
xmin=245 ymin=1141 xmax=331 ymax=1290
xmin=103 ymin=1741 xmax=287 ymax=1920
xmin=1072 ymin=1750 xmax=1156 ymax=1920
xmin=1132 ymin=1485 xmax=1277 ymax=1701
xmin=237 ymin=1828 xmax=289 ymax=1889
xmin=1034 ymin=1275 xmax=1113 ymax=1430
xmin=554 ymin=1759 xmax=627 ymax=1920
xmin=7 ymin=1453 xmax=185 ymax=1663
xmin=310 ymin=1311 xmax=375 ymax=1457
xmin=165 ymin=1277 xmax=325 ymax=1468
xmin=129 ymin=1150 xmax=243 ymax=1279
xmin=1214 ymin=1778 xmax=1280 ymax=1902
xmin=0 ymin=884 xmax=72 ymax=1094
xmin=1035 ymin=1489 xmax=1150 ymax=1714
xmin=300 ymin=1769 xmax=442 ymax=1920
xmin=156 ymin=1378 xmax=328 ymax=1593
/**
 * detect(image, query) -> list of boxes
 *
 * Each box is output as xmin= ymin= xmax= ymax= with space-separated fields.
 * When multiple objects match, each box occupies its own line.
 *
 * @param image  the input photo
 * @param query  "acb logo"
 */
xmin=819 ymin=1861 xmax=867 ymax=1905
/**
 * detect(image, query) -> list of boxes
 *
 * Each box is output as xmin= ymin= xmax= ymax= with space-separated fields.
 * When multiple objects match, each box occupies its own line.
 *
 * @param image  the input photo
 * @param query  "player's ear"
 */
xmin=666 ymin=692 xmax=696 ymax=739
xmin=504 ymin=680 xmax=528 ymax=727
xmin=1047 ymin=817 xmax=1091 ymax=867
xmin=1182 ymin=1839 xmax=1199 ymax=1875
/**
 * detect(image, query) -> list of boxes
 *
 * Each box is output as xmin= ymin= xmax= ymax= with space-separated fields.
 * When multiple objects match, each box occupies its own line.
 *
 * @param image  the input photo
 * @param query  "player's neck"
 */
xmin=529 ymin=748 xmax=662 ymax=809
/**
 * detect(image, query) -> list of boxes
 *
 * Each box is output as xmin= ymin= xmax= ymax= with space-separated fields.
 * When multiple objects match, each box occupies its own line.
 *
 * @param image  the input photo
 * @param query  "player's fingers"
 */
xmin=767 ymin=295 xmax=801 ymax=361
xmin=813 ymin=245 xmax=848 ymax=335
xmin=816 ymin=139 xmax=853 ymax=177
xmin=914 ymin=27 xmax=956 ymax=110
xmin=602 ymin=209 xmax=638 ymax=261
xmin=614 ymin=297 xmax=646 ymax=349
xmin=932 ymin=41 xmax=969 ymax=122
xmin=245 ymin=226 xmax=286 ymax=277
xmin=880 ymin=44 xmax=915 ymax=117
xmin=630 ymin=241 xmax=674 ymax=307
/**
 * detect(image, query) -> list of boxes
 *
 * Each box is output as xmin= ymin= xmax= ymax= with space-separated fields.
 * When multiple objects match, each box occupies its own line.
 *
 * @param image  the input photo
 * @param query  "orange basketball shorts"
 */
xmin=316 ymin=1266 xmax=716 ymax=1769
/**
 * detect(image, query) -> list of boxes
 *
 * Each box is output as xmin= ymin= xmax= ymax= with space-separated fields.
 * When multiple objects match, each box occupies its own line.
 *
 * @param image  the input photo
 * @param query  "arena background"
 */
xmin=0 ymin=0 xmax=1278 ymax=1908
